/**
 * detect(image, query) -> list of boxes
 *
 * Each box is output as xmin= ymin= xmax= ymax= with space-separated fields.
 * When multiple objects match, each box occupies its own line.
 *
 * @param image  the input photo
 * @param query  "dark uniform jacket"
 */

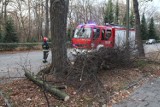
xmin=42 ymin=42 xmax=49 ymax=51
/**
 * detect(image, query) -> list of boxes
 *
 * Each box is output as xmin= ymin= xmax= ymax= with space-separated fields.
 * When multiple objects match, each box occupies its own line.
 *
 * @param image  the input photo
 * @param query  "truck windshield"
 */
xmin=74 ymin=28 xmax=92 ymax=38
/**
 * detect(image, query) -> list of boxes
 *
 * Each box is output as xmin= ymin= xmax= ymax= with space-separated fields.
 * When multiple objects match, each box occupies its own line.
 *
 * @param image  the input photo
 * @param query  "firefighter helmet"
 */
xmin=43 ymin=37 xmax=48 ymax=42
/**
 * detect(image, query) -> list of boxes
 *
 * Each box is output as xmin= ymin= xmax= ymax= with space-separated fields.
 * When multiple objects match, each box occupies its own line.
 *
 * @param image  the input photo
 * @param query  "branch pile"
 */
xmin=65 ymin=48 xmax=132 ymax=92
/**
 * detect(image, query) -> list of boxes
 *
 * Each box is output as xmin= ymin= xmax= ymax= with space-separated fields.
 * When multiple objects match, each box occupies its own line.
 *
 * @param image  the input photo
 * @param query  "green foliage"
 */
xmin=0 ymin=43 xmax=18 ymax=51
xmin=3 ymin=17 xmax=18 ymax=43
xmin=140 ymin=13 xmax=148 ymax=40
xmin=104 ymin=0 xmax=114 ymax=23
xmin=22 ymin=43 xmax=37 ymax=50
xmin=0 ymin=32 xmax=3 ymax=42
xmin=0 ymin=27 xmax=4 ymax=43
xmin=134 ymin=59 xmax=148 ymax=68
xmin=0 ymin=43 xmax=42 ymax=51
xmin=148 ymin=17 xmax=157 ymax=39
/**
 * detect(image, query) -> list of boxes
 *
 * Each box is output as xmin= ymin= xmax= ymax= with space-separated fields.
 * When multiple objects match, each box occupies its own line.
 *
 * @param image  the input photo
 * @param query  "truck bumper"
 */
xmin=70 ymin=48 xmax=94 ymax=55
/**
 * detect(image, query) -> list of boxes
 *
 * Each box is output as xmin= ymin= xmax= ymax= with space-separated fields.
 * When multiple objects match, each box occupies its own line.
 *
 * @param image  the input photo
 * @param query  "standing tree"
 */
xmin=4 ymin=17 xmax=18 ymax=43
xmin=45 ymin=0 xmax=49 ymax=37
xmin=133 ymin=0 xmax=145 ymax=57
xmin=148 ymin=17 xmax=157 ymax=39
xmin=130 ymin=9 xmax=134 ymax=28
xmin=4 ymin=0 xmax=9 ymax=24
xmin=28 ymin=0 xmax=31 ymax=41
xmin=50 ymin=0 xmax=69 ymax=74
xmin=0 ymin=30 xmax=2 ymax=42
xmin=104 ymin=0 xmax=114 ymax=23
xmin=114 ymin=0 xmax=119 ymax=24
xmin=122 ymin=11 xmax=127 ymax=26
xmin=140 ymin=13 xmax=148 ymax=40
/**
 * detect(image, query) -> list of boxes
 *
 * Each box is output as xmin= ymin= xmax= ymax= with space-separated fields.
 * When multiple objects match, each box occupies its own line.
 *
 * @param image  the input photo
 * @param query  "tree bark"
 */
xmin=25 ymin=71 xmax=69 ymax=101
xmin=45 ymin=0 xmax=49 ymax=37
xmin=28 ymin=0 xmax=31 ymax=41
xmin=133 ymin=0 xmax=145 ymax=57
xmin=40 ymin=0 xmax=44 ymax=38
xmin=4 ymin=0 xmax=7 ymax=24
xmin=50 ymin=0 xmax=69 ymax=74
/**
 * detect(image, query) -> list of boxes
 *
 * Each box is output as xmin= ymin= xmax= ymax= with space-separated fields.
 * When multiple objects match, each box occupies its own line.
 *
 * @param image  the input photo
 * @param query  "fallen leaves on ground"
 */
xmin=0 ymin=62 xmax=159 ymax=107
xmin=0 ymin=95 xmax=5 ymax=106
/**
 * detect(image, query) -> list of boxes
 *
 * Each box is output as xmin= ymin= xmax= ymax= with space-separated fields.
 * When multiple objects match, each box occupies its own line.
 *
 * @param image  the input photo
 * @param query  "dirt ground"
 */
xmin=0 ymin=60 xmax=160 ymax=107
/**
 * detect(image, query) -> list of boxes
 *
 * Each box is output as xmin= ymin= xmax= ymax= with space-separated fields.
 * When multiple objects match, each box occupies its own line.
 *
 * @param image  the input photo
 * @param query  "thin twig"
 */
xmin=42 ymin=73 xmax=50 ymax=107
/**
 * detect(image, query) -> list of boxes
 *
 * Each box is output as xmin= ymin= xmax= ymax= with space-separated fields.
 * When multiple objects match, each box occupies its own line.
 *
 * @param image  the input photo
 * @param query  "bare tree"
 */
xmin=32 ymin=0 xmax=44 ymax=41
xmin=1 ymin=0 xmax=157 ymax=44
xmin=50 ymin=0 xmax=69 ymax=74
xmin=133 ymin=0 xmax=145 ymax=57
xmin=28 ymin=0 xmax=31 ymax=41
xmin=0 ymin=0 xmax=4 ymax=31
xmin=16 ymin=0 xmax=28 ymax=42
xmin=45 ymin=0 xmax=49 ymax=37
xmin=4 ymin=0 xmax=8 ymax=23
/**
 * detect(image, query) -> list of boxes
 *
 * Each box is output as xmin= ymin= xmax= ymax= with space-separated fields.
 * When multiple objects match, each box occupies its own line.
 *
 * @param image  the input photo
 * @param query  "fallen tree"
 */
xmin=24 ymin=71 xmax=69 ymax=101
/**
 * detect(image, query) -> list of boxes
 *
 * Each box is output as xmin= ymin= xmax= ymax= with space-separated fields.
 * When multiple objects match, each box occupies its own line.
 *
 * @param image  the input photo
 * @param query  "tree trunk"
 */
xmin=28 ymin=0 xmax=31 ymax=41
xmin=133 ymin=0 xmax=145 ymax=57
xmin=0 ymin=0 xmax=3 ymax=31
xmin=4 ymin=0 xmax=7 ymax=24
xmin=40 ymin=0 xmax=44 ymax=38
xmin=25 ymin=71 xmax=69 ymax=101
xmin=45 ymin=0 xmax=49 ymax=37
xmin=50 ymin=0 xmax=69 ymax=74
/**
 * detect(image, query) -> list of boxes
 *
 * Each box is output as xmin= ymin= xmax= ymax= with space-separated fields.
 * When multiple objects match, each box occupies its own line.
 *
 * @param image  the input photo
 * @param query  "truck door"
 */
xmin=101 ymin=29 xmax=113 ymax=48
xmin=92 ymin=28 xmax=101 ymax=49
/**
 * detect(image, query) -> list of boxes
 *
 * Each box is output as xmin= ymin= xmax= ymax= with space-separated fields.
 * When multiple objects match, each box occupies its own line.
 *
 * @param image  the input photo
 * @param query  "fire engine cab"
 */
xmin=71 ymin=23 xmax=135 ymax=52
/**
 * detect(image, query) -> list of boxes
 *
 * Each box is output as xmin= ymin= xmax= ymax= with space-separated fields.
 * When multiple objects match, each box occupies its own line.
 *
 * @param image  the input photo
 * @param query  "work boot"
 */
xmin=43 ymin=59 xmax=47 ymax=63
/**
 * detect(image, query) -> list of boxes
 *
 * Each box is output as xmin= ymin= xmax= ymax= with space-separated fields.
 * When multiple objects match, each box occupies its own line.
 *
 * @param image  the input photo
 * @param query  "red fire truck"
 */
xmin=71 ymin=23 xmax=135 ymax=52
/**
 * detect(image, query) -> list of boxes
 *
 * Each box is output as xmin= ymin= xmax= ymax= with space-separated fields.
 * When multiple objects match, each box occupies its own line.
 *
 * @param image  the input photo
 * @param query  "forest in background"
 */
xmin=0 ymin=0 xmax=159 ymax=43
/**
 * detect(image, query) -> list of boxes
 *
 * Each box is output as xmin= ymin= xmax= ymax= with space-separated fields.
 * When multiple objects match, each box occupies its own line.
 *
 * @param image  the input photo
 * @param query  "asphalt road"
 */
xmin=0 ymin=51 xmax=51 ymax=79
xmin=0 ymin=43 xmax=160 ymax=79
xmin=144 ymin=43 xmax=160 ymax=53
xmin=113 ymin=78 xmax=160 ymax=107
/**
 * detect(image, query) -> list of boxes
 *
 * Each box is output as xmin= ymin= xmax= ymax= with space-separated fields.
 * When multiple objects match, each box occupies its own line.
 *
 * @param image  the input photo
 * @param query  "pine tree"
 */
xmin=140 ymin=13 xmax=148 ymax=40
xmin=0 ymin=30 xmax=2 ymax=42
xmin=114 ymin=0 xmax=119 ymax=24
xmin=4 ymin=17 xmax=18 ymax=43
xmin=104 ymin=0 xmax=114 ymax=24
xmin=148 ymin=17 xmax=157 ymax=39
xmin=0 ymin=34 xmax=2 ymax=42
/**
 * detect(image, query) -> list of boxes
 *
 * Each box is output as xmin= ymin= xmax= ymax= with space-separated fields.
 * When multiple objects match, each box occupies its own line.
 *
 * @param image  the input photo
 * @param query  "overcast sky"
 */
xmin=100 ymin=0 xmax=160 ymax=9
xmin=151 ymin=0 xmax=160 ymax=9
xmin=98 ymin=0 xmax=160 ymax=15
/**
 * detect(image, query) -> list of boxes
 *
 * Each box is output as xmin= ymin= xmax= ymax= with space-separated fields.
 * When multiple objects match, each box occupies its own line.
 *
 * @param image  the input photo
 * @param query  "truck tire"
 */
xmin=96 ymin=44 xmax=104 ymax=51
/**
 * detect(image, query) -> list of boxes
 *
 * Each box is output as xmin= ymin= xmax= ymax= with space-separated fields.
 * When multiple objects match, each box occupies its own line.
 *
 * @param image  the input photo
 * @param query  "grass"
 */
xmin=134 ymin=59 xmax=149 ymax=68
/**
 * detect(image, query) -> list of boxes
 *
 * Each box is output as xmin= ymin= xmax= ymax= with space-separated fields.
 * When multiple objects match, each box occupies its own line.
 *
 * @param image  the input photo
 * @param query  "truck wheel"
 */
xmin=96 ymin=45 xmax=104 ymax=51
xmin=98 ymin=47 xmax=105 ymax=52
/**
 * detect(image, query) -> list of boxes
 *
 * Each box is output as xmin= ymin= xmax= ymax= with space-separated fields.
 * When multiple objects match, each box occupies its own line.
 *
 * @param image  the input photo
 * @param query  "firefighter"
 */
xmin=42 ymin=37 xmax=49 ymax=63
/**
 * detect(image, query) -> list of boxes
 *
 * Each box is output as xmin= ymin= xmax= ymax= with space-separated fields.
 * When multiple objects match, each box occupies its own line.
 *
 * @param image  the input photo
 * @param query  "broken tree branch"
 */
xmin=24 ymin=71 xmax=69 ymax=101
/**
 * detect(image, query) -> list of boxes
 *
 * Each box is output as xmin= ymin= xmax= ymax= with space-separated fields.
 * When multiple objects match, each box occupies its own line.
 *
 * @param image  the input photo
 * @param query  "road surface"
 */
xmin=113 ymin=78 xmax=160 ymax=107
xmin=0 ymin=43 xmax=160 ymax=80
xmin=144 ymin=43 xmax=160 ymax=53
xmin=0 ymin=51 xmax=51 ymax=79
